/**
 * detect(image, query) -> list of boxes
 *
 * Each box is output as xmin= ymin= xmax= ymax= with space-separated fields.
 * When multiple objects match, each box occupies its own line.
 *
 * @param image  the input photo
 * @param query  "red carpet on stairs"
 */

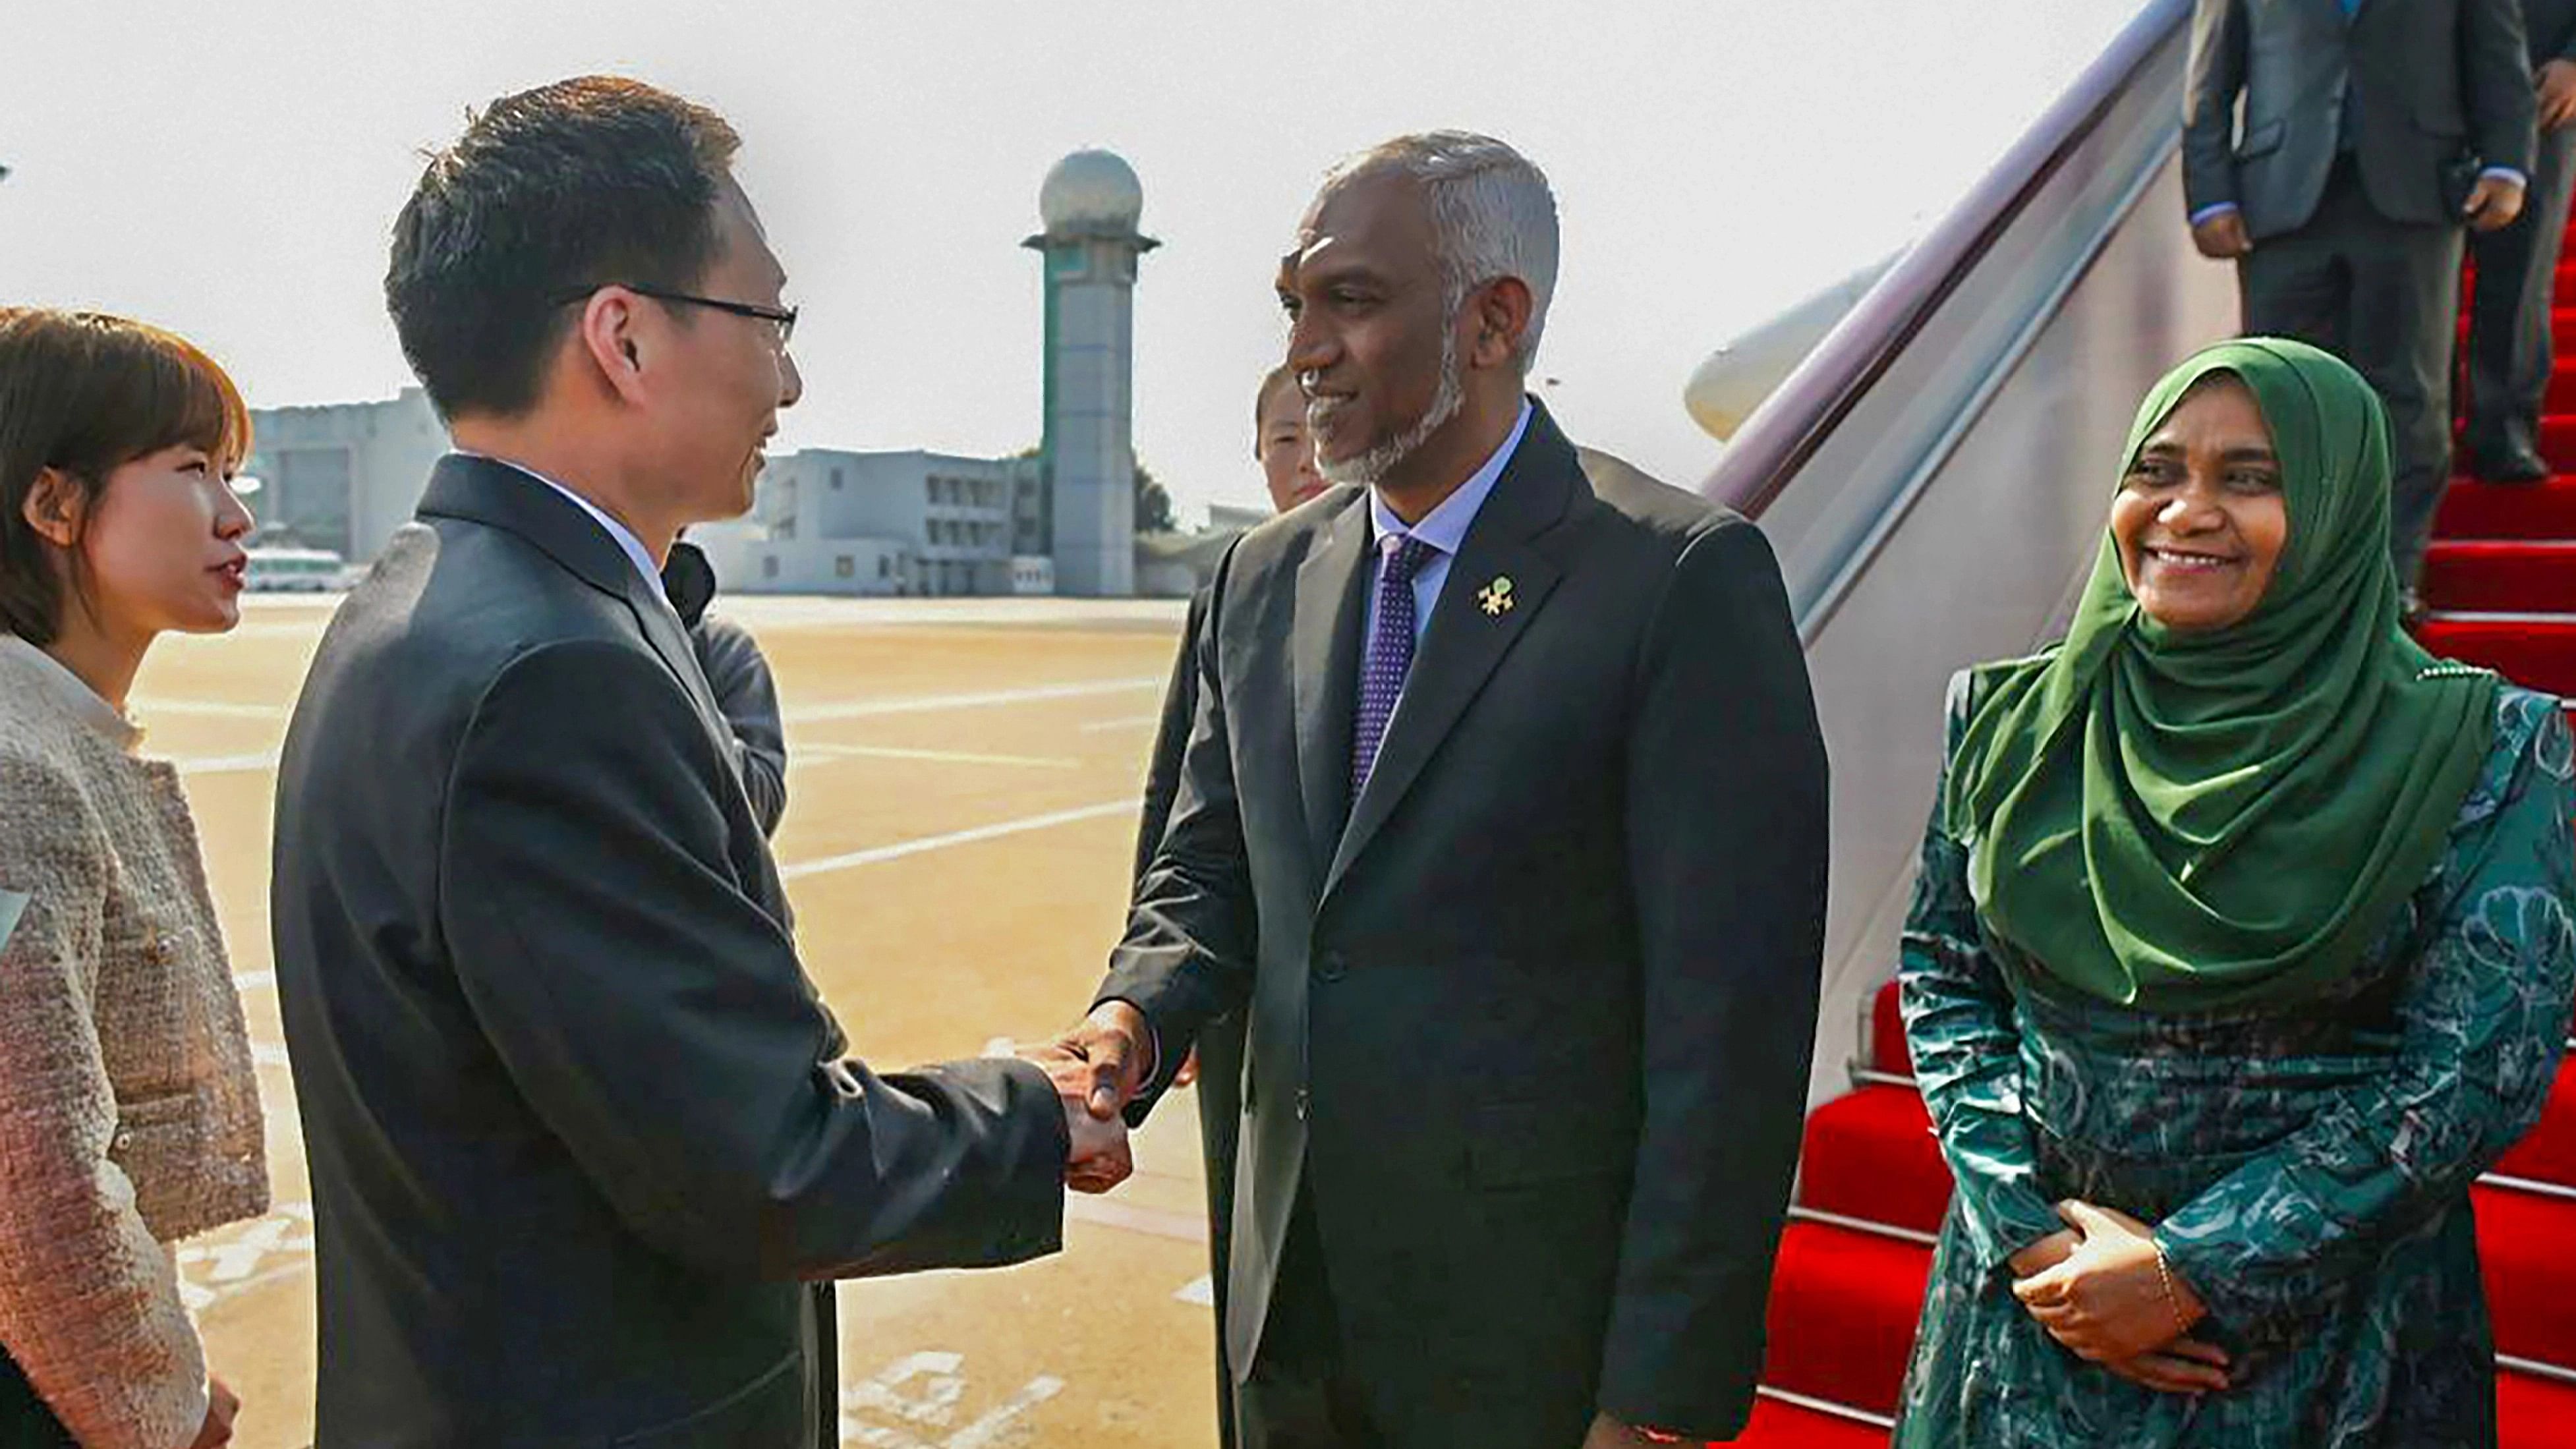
xmin=1734 ymin=217 xmax=2576 ymax=1443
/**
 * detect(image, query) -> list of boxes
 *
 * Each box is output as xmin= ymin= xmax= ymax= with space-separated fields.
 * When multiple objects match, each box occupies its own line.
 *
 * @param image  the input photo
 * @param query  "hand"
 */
xmin=2012 ymin=1201 xmax=2214 ymax=1366
xmin=1579 ymin=1411 xmax=1659 ymax=1449
xmin=2102 ymin=1336 xmax=2233 ymax=1396
xmin=2540 ymin=59 xmax=2576 ymax=131
xmin=185 ymin=1378 xmax=239 ymax=1449
xmin=2466 ymin=174 xmax=2527 ymax=232
xmin=2190 ymin=210 xmax=2252 ymax=259
xmin=1172 ymin=1046 xmax=1201 ymax=1089
xmin=2007 ymin=1227 xmax=2082 ymax=1280
xmin=1015 ymin=1040 xmax=1135 ymax=1194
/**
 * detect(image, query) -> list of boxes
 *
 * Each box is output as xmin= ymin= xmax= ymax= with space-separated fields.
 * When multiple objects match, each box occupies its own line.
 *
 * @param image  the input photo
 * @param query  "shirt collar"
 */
xmin=0 ymin=635 xmax=144 ymax=754
xmin=459 ymin=452 xmax=671 ymax=608
xmin=1367 ymin=397 xmax=1533 ymax=557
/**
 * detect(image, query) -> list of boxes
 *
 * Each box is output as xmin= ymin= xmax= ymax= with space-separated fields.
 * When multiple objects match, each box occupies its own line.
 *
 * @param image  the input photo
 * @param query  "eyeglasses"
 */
xmin=553 ymin=283 xmax=797 ymax=348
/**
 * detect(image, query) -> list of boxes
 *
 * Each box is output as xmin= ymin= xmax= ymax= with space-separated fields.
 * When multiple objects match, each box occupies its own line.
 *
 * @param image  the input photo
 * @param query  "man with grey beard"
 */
xmin=1025 ymin=132 xmax=1829 ymax=1448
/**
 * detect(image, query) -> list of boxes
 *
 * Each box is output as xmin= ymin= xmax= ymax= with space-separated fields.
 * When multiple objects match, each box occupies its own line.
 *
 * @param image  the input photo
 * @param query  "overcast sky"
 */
xmin=6 ymin=0 xmax=2148 ymax=524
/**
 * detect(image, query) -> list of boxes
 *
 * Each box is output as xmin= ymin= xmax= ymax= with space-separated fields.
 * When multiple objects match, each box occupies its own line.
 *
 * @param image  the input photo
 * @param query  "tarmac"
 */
xmin=154 ymin=592 xmax=1222 ymax=1449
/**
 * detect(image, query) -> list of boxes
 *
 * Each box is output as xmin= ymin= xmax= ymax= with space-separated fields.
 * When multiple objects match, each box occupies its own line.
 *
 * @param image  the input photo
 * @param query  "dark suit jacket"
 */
xmin=271 ymin=455 xmax=1068 ymax=1448
xmin=2185 ymin=0 xmax=2534 ymax=239
xmin=1097 ymin=403 xmax=1829 ymax=1444
xmin=2532 ymin=0 xmax=2576 ymax=59
xmin=694 ymin=614 xmax=789 ymax=837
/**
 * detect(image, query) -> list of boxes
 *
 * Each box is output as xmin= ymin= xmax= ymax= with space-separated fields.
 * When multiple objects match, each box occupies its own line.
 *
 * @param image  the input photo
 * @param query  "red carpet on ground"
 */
xmin=1732 ymin=225 xmax=2576 ymax=1443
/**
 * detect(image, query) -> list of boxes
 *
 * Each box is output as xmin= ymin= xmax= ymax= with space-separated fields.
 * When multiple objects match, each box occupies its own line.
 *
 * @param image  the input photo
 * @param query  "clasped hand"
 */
xmin=1016 ymin=1001 xmax=1151 ymax=1194
xmin=2009 ymin=1199 xmax=2230 ymax=1396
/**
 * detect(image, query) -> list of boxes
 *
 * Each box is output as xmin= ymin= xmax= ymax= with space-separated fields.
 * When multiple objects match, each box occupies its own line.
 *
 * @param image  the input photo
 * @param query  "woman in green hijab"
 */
xmin=1893 ymin=338 xmax=2576 ymax=1446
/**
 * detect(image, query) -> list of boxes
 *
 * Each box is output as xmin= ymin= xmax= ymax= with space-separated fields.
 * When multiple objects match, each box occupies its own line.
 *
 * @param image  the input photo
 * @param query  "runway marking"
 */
xmin=1065 ymin=1195 xmax=1209 ymax=1244
xmin=781 ymin=799 xmax=1137 ymax=881
xmin=787 ymin=675 xmax=1161 ymax=724
xmin=177 ymin=1202 xmax=313 ymax=1312
xmin=797 ymin=743 xmax=1079 ymax=770
xmin=174 ymin=751 xmax=280 ymax=776
xmin=841 ymin=1351 xmax=1066 ymax=1448
xmin=131 ymin=697 xmax=288 ymax=720
xmin=1077 ymin=713 xmax=1162 ymax=733
xmin=1174 ymin=1274 xmax=1216 ymax=1305
xmin=250 ymin=1041 xmax=292 ymax=1069
xmin=233 ymin=971 xmax=275 ymax=991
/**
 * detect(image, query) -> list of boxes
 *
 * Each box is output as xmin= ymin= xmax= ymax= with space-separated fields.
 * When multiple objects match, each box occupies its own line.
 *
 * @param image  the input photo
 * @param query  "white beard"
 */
xmin=1318 ymin=327 xmax=1464 ymax=490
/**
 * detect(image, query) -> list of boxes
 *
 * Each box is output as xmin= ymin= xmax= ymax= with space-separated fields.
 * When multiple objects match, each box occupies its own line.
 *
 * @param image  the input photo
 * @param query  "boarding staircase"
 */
xmin=1699 ymin=2 xmax=2576 ymax=1442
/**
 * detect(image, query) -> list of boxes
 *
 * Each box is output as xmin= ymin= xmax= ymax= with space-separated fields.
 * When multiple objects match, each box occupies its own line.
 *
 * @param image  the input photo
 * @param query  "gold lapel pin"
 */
xmin=1477 ymin=575 xmax=1516 ymax=617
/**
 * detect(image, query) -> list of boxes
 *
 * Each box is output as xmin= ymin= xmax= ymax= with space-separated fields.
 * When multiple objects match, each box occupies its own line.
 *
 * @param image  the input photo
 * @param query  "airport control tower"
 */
xmin=1025 ymin=150 xmax=1156 ymax=597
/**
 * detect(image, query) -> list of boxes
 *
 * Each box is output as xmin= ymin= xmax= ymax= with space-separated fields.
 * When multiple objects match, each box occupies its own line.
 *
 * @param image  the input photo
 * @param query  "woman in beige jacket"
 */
xmin=0 ymin=310 xmax=269 ymax=1449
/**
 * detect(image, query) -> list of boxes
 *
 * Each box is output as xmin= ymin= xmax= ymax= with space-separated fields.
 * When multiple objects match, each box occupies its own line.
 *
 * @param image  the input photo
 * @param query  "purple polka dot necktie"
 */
xmin=1352 ymin=533 xmax=1441 ymax=801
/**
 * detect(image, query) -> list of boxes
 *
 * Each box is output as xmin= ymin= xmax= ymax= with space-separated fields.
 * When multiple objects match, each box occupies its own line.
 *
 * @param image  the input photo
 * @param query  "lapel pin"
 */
xmin=1477 ymin=575 xmax=1516 ymax=617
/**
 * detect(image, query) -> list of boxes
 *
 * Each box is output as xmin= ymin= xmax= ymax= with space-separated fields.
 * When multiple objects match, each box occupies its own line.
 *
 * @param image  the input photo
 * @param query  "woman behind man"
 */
xmin=1897 ymin=338 xmax=2576 ymax=1445
xmin=0 ymin=310 xmax=270 ymax=1449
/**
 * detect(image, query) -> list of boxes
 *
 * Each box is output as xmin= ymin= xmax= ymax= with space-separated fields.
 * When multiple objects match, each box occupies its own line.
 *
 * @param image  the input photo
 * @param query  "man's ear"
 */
xmin=21 ymin=467 xmax=86 ymax=548
xmin=1467 ymin=276 xmax=1535 ymax=373
xmin=573 ymin=289 xmax=653 ymax=405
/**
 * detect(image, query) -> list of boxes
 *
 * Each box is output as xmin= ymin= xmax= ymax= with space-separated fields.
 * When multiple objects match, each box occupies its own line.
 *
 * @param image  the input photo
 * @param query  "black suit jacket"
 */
xmin=271 ymin=455 xmax=1068 ymax=1448
xmin=2529 ymin=0 xmax=2576 ymax=61
xmin=2185 ymin=0 xmax=2533 ymax=238
xmin=1097 ymin=403 xmax=1829 ymax=1444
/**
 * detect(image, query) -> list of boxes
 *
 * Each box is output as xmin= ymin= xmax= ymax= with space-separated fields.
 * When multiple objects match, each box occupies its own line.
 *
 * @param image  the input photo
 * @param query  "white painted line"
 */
xmin=946 ymin=1375 xmax=1066 ymax=1449
xmin=797 ymin=743 xmax=1078 ymax=770
xmin=1077 ymin=713 xmax=1162 ymax=733
xmin=786 ymin=676 xmax=1161 ymax=724
xmin=250 ymin=1042 xmax=292 ymax=1069
xmin=1064 ymin=1195 xmax=1209 ymax=1244
xmin=1174 ymin=1274 xmax=1216 ymax=1305
xmin=174 ymin=751 xmax=281 ymax=776
xmin=981 ymin=1037 xmax=1017 ymax=1058
xmin=130 ymin=697 xmax=288 ymax=720
xmin=232 ymin=971 xmax=275 ymax=992
xmin=780 ymin=799 xmax=1137 ymax=881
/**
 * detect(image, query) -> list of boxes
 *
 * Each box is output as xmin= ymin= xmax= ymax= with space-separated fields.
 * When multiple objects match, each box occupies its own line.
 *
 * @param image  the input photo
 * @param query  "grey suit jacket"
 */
xmin=271 ymin=455 xmax=1068 ymax=1448
xmin=1097 ymin=403 xmax=1829 ymax=1444
xmin=2185 ymin=0 xmax=2533 ymax=239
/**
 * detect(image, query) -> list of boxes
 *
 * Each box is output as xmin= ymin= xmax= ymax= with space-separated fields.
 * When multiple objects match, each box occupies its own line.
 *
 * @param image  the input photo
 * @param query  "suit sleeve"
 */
xmin=1595 ymin=520 xmax=1829 ymax=1439
xmin=691 ymin=616 xmax=789 ymax=838
xmin=1097 ymin=542 xmax=1259 ymax=1120
xmin=2464 ymin=0 xmax=2538 ymax=178
xmin=438 ymin=639 xmax=1068 ymax=1281
xmin=1133 ymin=589 xmax=1209 ymax=886
xmin=2181 ymin=0 xmax=2249 ymax=221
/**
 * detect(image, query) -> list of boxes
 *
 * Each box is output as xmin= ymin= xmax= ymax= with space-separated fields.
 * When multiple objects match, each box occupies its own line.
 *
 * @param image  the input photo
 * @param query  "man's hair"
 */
xmin=1322 ymin=131 xmax=1559 ymax=372
xmin=386 ymin=76 xmax=742 ymax=420
xmin=1252 ymin=363 xmax=1300 ymax=455
xmin=0 ymin=308 xmax=251 ymax=645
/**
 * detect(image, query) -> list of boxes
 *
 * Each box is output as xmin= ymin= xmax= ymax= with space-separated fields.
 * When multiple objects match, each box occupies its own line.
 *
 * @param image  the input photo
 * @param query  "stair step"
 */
xmin=2415 ymin=615 xmax=2576 ymax=695
xmin=2436 ymin=474 xmax=2576 ymax=540
xmin=2482 ymin=1184 xmax=2576 ymax=1369
xmin=1734 ymin=1392 xmax=1893 ymax=1447
xmin=2423 ymin=541 xmax=2576 ymax=613
xmin=1799 ymin=1085 xmax=1948 ymax=1237
xmin=2501 ymin=1367 xmax=2576 ymax=1449
xmin=1763 ymin=1222 xmax=1932 ymax=1417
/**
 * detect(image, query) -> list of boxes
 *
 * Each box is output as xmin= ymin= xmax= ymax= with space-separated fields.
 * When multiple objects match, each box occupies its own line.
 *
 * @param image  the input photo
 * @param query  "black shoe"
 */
xmin=2467 ymin=430 xmax=2552 ymax=484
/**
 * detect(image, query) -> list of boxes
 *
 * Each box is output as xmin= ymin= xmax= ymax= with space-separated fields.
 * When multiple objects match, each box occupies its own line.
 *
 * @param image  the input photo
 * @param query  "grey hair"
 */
xmin=1321 ymin=131 xmax=1559 ymax=372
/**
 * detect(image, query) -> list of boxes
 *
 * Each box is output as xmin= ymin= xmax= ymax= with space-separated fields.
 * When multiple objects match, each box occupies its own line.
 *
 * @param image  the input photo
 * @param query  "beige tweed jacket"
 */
xmin=0 ymin=637 xmax=267 ymax=1449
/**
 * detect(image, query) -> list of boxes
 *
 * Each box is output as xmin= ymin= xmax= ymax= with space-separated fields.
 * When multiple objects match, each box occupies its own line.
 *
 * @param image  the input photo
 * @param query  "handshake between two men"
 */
xmin=1018 ymin=1000 xmax=1157 ymax=1195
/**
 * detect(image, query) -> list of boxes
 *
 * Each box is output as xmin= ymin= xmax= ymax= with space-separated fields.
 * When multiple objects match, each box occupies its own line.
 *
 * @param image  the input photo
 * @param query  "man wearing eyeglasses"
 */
xmin=270 ymin=76 xmax=1122 ymax=1449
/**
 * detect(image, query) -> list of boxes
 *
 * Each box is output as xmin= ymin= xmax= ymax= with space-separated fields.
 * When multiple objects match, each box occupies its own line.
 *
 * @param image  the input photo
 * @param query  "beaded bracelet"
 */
xmin=2153 ymin=1244 xmax=2193 ymax=1338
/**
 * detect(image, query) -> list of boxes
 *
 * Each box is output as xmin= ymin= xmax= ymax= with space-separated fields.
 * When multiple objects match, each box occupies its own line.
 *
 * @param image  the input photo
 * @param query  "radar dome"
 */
xmin=1039 ymin=150 xmax=1144 ymax=233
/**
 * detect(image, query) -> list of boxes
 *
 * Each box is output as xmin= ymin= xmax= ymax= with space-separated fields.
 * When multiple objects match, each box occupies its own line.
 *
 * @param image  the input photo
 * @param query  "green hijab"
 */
xmin=1942 ymin=338 xmax=2496 ymax=1013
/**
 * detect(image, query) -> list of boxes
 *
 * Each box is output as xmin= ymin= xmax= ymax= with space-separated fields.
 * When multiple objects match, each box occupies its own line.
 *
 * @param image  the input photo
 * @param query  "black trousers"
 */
xmin=2241 ymin=155 xmax=2465 ymax=584
xmin=1197 ymin=1013 xmax=1247 ymax=1449
xmin=1235 ymin=1188 xmax=1386 ymax=1449
xmin=0 ymin=1343 xmax=76 ymax=1449
xmin=2469 ymin=122 xmax=2576 ymax=449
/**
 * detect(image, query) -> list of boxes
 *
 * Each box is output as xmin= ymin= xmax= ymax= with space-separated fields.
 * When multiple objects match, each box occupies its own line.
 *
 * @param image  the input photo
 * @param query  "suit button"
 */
xmin=1313 ymin=951 xmax=1347 ymax=983
xmin=1294 ymin=1087 xmax=1311 ymax=1122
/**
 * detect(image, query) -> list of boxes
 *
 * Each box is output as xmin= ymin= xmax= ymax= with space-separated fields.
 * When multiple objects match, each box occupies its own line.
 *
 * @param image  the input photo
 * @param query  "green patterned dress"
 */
xmin=1893 ymin=677 xmax=2576 ymax=1447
